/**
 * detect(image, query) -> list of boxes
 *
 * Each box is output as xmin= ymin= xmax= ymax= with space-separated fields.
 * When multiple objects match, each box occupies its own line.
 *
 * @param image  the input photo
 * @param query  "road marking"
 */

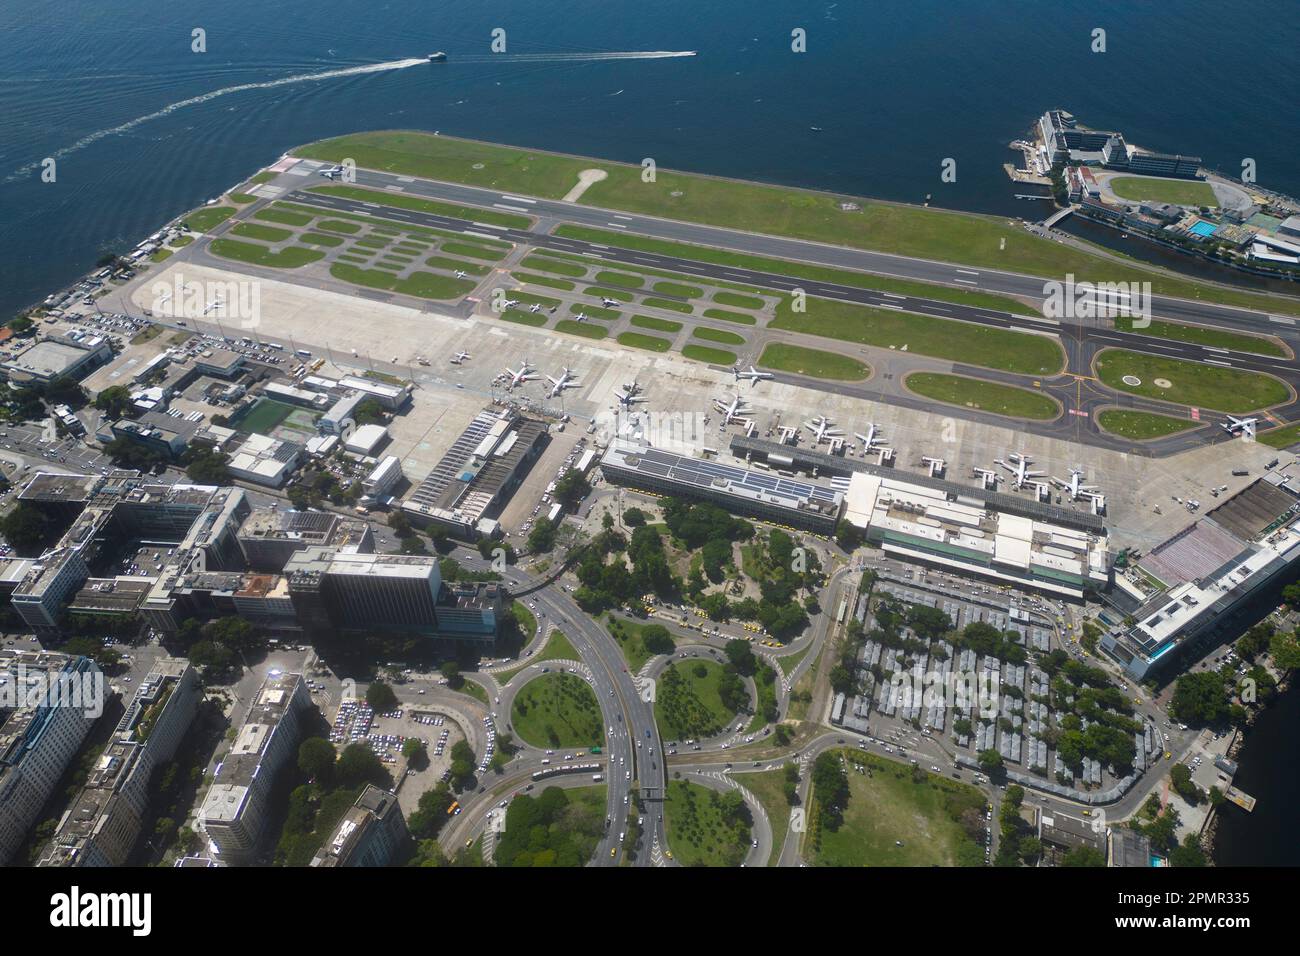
xmin=955 ymin=268 xmax=980 ymax=276
xmin=955 ymin=279 xmax=978 ymax=285
xmin=492 ymin=204 xmax=530 ymax=214
xmin=1204 ymin=359 xmax=1232 ymax=367
xmin=471 ymin=222 xmax=506 ymax=230
xmin=882 ymin=292 xmax=906 ymax=299
xmin=462 ymin=230 xmax=501 ymax=241
xmin=612 ymin=214 xmax=633 ymax=220
xmin=501 ymin=195 xmax=536 ymax=204
xmin=1269 ymin=315 xmax=1296 ymax=325
xmin=1202 ymin=346 xmax=1229 ymax=353
xmin=605 ymin=222 xmax=627 ymax=229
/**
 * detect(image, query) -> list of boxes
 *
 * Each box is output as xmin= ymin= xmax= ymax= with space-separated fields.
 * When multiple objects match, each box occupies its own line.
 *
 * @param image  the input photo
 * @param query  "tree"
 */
xmin=1061 ymin=846 xmax=1106 ymax=867
xmin=0 ymin=502 xmax=50 ymax=550
xmin=553 ymin=469 xmax=591 ymax=507
xmin=639 ymin=624 xmax=674 ymax=655
xmin=298 ymin=738 xmax=336 ymax=783
xmin=622 ymin=507 xmax=647 ymax=527
xmin=402 ymin=738 xmax=428 ymax=770
xmin=183 ymin=443 xmax=230 ymax=484
xmin=93 ymin=385 xmax=133 ymax=419
xmin=1169 ymin=671 xmax=1230 ymax=725
xmin=439 ymin=660 xmax=464 ymax=690
xmin=1270 ymin=628 xmax=1300 ymax=671
xmin=366 ymin=681 xmax=399 ymax=713
xmin=977 ymin=749 xmax=1004 ymax=772
xmin=527 ymin=517 xmax=558 ymax=554
xmin=336 ymin=742 xmax=388 ymax=789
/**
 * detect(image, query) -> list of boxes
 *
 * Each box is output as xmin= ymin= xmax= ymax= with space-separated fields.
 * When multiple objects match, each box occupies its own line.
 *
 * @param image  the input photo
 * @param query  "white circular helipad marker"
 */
xmin=1153 ymin=378 xmax=1173 ymax=389
xmin=1122 ymin=375 xmax=1142 ymax=387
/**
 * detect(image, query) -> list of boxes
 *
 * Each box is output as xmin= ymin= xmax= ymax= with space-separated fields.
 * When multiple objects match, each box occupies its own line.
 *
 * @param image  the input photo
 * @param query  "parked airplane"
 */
xmin=574 ymin=311 xmax=589 ymax=323
xmin=713 ymin=393 xmax=751 ymax=424
xmin=600 ymin=297 xmax=621 ymax=309
xmin=545 ymin=367 xmax=580 ymax=399
xmin=854 ymin=423 xmax=886 ymax=451
xmin=732 ymin=365 xmax=774 ymax=387
xmin=1221 ymin=416 xmax=1258 ymax=440
xmin=615 ymin=381 xmax=645 ymax=408
xmin=804 ymin=416 xmax=843 ymax=445
xmin=501 ymin=361 xmax=536 ymax=389
xmin=995 ymin=453 xmax=1045 ymax=490
xmin=500 ymin=298 xmax=520 ymax=311
xmin=454 ymin=270 xmax=469 ymax=279
xmin=1051 ymin=467 xmax=1102 ymax=501
xmin=529 ymin=303 xmax=542 ymax=314
xmin=450 ymin=350 xmax=471 ymax=365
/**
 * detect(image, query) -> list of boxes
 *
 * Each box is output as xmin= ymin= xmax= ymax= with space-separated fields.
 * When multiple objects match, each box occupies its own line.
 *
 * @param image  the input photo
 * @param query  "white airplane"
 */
xmin=529 ymin=303 xmax=542 ymax=314
xmin=454 ymin=270 xmax=469 ymax=279
xmin=615 ymin=382 xmax=645 ymax=408
xmin=450 ymin=350 xmax=471 ymax=365
xmin=545 ymin=367 xmax=579 ymax=399
xmin=500 ymin=298 xmax=520 ymax=311
xmin=574 ymin=311 xmax=589 ymax=323
xmin=1221 ymin=416 xmax=1258 ymax=440
xmin=1051 ymin=467 xmax=1103 ymax=502
xmin=854 ymin=423 xmax=886 ymax=451
xmin=713 ymin=393 xmax=751 ymax=424
xmin=995 ymin=453 xmax=1045 ymax=490
xmin=803 ymin=416 xmax=843 ymax=445
xmin=501 ymin=361 xmax=536 ymax=389
xmin=972 ymin=467 xmax=1001 ymax=490
xmin=600 ymin=297 xmax=620 ymax=309
xmin=732 ymin=365 xmax=774 ymax=387
xmin=318 ymin=165 xmax=344 ymax=179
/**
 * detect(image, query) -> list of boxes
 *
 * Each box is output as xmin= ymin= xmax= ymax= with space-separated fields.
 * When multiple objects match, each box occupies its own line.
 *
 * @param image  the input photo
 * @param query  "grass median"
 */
xmin=1096 ymin=409 xmax=1199 ymax=440
xmin=758 ymin=343 xmax=870 ymax=381
xmin=1095 ymin=349 xmax=1290 ymax=413
xmin=905 ymin=372 xmax=1060 ymax=420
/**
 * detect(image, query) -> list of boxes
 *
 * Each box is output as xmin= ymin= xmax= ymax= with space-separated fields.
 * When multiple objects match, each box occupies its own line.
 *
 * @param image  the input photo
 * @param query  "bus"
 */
xmin=592 ymin=774 xmax=603 ymax=782
xmin=446 ymin=800 xmax=460 ymax=815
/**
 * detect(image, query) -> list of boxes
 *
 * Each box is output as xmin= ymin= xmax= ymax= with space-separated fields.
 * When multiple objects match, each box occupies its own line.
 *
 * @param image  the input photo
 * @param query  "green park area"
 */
xmin=1115 ymin=317 xmax=1285 ymax=357
xmin=1109 ymin=176 xmax=1218 ymax=207
xmin=496 ymin=628 xmax=577 ymax=685
xmin=772 ymin=297 xmax=1063 ymax=375
xmin=185 ymin=206 xmax=235 ymax=232
xmin=605 ymin=618 xmax=676 ymax=672
xmin=663 ymin=780 xmax=753 ymax=867
xmin=495 ymin=785 xmax=606 ymax=867
xmin=1095 ymin=349 xmax=1290 ymax=413
xmin=655 ymin=660 xmax=745 ymax=740
xmin=808 ymin=750 xmax=985 ymax=867
xmin=758 ymin=343 xmax=870 ymax=381
xmin=736 ymin=767 xmax=796 ymax=866
xmin=1096 ymin=409 xmax=1199 ymax=440
xmin=210 ymin=239 xmax=323 ymax=268
xmin=510 ymin=673 xmax=603 ymax=749
xmin=905 ymin=372 xmax=1061 ymax=420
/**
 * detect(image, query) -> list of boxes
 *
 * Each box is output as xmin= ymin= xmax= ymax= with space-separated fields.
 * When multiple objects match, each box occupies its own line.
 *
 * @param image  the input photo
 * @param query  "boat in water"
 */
xmin=428 ymin=51 xmax=447 ymax=62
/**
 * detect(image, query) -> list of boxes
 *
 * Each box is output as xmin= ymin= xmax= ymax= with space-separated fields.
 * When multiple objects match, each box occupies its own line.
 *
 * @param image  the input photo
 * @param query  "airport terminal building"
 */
xmin=1102 ymin=476 xmax=1300 ymax=680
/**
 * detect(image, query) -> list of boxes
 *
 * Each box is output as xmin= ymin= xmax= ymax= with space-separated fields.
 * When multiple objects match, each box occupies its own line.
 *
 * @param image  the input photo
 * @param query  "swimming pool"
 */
xmin=1189 ymin=220 xmax=1218 ymax=238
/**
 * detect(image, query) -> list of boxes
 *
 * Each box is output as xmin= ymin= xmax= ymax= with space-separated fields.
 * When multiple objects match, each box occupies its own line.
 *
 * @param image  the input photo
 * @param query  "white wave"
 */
xmin=455 ymin=51 xmax=697 ymax=62
xmin=6 ymin=57 xmax=429 ymax=182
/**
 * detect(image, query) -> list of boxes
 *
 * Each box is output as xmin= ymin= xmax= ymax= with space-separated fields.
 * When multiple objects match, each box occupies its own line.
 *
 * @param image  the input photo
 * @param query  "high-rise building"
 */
xmin=0 ymin=653 xmax=105 ymax=865
xmin=198 ymin=671 xmax=310 ymax=864
xmin=310 ymin=785 xmax=409 ymax=867
xmin=38 ymin=659 xmax=200 ymax=867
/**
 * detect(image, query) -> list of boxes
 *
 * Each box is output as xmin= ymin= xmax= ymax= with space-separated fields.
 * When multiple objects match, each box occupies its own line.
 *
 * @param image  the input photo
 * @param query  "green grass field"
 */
xmin=714 ymin=291 xmax=766 ymax=310
xmin=618 ymin=332 xmax=672 ymax=352
xmin=811 ymin=750 xmax=984 ymax=867
xmin=701 ymin=308 xmax=757 ymax=325
xmin=1095 ymin=349 xmax=1290 ymax=413
xmin=496 ymin=629 xmax=579 ymax=685
xmin=653 ymin=281 xmax=703 ymax=298
xmin=586 ymin=286 xmax=634 ymax=302
xmin=641 ymin=296 xmax=693 ymax=314
xmin=655 ymin=660 xmax=739 ymax=740
xmin=426 ymin=256 xmax=489 ymax=275
xmin=772 ymin=297 xmax=1064 ymax=374
xmin=1109 ymin=176 xmax=1218 ymax=207
xmin=735 ymin=768 xmax=793 ymax=866
xmin=631 ymin=315 xmax=683 ymax=333
xmin=758 ymin=343 xmax=870 ymax=381
xmin=229 ymin=222 xmax=294 ymax=243
xmin=329 ymin=262 xmax=474 ymax=300
xmin=299 ymin=231 xmax=345 ymax=247
xmin=510 ymin=673 xmax=603 ymax=749
xmin=663 ymin=780 xmax=752 ymax=867
xmin=231 ymin=398 xmax=295 ymax=434
xmin=606 ymin=618 xmax=678 ymax=672
xmin=571 ymin=303 xmax=619 ymax=321
xmin=500 ymin=310 xmax=548 ymax=327
xmin=185 ymin=206 xmax=236 ymax=232
xmin=595 ymin=270 xmax=643 ymax=288
xmin=520 ymin=254 xmax=588 ymax=277
xmin=1258 ymin=422 xmax=1300 ymax=450
xmin=317 ymin=218 xmax=361 ymax=234
xmin=254 ymin=207 xmax=313 ymax=227
xmin=210 ymin=239 xmax=323 ymax=268
xmin=1096 ymin=409 xmax=1199 ymax=440
xmin=441 ymin=241 xmax=507 ymax=261
xmin=692 ymin=326 xmax=745 ymax=346
xmin=1115 ymin=317 xmax=1285 ymax=357
xmin=511 ymin=271 xmax=573 ymax=290
xmin=228 ymin=192 xmax=258 ymax=205
xmin=906 ymin=372 xmax=1060 ymax=420
xmin=555 ymin=319 xmax=608 ymax=339
xmin=682 ymin=344 xmax=737 ymax=365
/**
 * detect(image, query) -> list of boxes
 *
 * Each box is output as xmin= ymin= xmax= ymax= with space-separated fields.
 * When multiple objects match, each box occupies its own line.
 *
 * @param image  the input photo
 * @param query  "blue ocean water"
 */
xmin=2 ymin=0 xmax=1297 ymax=318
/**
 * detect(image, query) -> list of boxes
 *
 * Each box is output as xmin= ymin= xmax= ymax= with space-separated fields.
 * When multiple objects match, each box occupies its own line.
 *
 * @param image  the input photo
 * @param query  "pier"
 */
xmin=1224 ymin=786 xmax=1257 ymax=812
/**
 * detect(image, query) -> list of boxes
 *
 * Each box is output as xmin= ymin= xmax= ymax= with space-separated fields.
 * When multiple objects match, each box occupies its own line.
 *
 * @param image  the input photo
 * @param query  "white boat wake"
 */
xmin=6 ymin=57 xmax=429 ymax=182
xmin=7 ymin=50 xmax=696 ymax=182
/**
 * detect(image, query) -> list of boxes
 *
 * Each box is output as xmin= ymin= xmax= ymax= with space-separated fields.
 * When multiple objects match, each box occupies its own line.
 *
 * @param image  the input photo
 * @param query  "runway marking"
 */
xmin=605 ymin=222 xmax=628 ymax=229
xmin=1270 ymin=315 xmax=1296 ymax=325
xmin=471 ymin=222 xmax=506 ymax=230
xmin=955 ymin=279 xmax=978 ymax=285
xmin=1204 ymin=359 xmax=1232 ymax=367
xmin=492 ymin=204 xmax=530 ymax=213
xmin=612 ymin=214 xmax=633 ymax=220
xmin=882 ymin=292 xmax=906 ymax=299
xmin=955 ymin=268 xmax=980 ymax=276
xmin=501 ymin=195 xmax=536 ymax=204
xmin=1202 ymin=346 xmax=1229 ymax=353
xmin=463 ymin=230 xmax=502 ymax=241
